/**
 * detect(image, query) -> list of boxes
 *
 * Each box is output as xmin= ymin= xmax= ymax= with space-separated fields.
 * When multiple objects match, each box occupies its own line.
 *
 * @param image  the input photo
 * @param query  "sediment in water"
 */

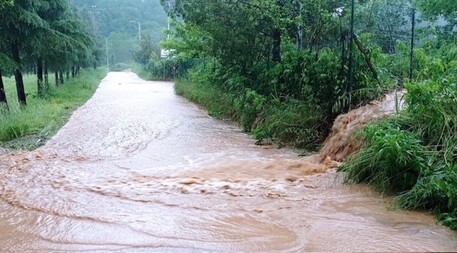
xmin=319 ymin=90 xmax=405 ymax=162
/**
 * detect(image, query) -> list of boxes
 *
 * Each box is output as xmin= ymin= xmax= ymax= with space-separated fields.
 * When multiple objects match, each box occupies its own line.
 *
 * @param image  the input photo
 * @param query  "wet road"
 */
xmin=0 ymin=72 xmax=456 ymax=252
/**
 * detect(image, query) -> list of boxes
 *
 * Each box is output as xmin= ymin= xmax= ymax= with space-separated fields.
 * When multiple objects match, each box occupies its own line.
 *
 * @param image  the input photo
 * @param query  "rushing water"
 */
xmin=0 ymin=72 xmax=455 ymax=252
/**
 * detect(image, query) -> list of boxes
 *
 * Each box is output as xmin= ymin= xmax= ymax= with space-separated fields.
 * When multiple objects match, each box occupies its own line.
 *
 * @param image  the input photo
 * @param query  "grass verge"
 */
xmin=132 ymin=63 xmax=154 ymax=80
xmin=0 ymin=68 xmax=108 ymax=150
xmin=175 ymin=79 xmax=234 ymax=119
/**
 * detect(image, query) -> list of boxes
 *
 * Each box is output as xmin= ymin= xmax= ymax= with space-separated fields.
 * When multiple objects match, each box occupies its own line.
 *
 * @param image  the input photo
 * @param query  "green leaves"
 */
xmin=415 ymin=0 xmax=457 ymax=18
xmin=340 ymin=121 xmax=426 ymax=193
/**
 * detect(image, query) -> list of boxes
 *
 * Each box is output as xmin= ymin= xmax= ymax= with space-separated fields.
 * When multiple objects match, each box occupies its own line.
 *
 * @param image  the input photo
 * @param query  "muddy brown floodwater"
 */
xmin=0 ymin=72 xmax=456 ymax=252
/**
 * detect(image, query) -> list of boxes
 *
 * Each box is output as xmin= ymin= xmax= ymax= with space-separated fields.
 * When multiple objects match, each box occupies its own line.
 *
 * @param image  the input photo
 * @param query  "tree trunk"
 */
xmin=272 ymin=28 xmax=281 ymax=63
xmin=37 ymin=57 xmax=44 ymax=97
xmin=55 ymin=72 xmax=59 ymax=86
xmin=71 ymin=66 xmax=75 ymax=78
xmin=0 ymin=69 xmax=8 ymax=109
xmin=44 ymin=62 xmax=49 ymax=88
xmin=353 ymin=34 xmax=378 ymax=80
xmin=66 ymin=70 xmax=70 ymax=80
xmin=272 ymin=0 xmax=284 ymax=63
xmin=11 ymin=41 xmax=26 ymax=106
xmin=59 ymin=70 xmax=64 ymax=85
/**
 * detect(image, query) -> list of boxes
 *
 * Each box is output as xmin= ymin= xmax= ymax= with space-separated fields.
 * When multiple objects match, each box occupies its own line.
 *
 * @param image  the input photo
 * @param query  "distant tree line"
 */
xmin=72 ymin=0 xmax=167 ymax=67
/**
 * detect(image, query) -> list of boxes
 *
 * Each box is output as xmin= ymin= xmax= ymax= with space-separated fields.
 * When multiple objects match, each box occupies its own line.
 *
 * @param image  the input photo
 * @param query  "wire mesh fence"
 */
xmin=356 ymin=0 xmax=417 ymax=81
xmin=335 ymin=0 xmax=434 ymax=109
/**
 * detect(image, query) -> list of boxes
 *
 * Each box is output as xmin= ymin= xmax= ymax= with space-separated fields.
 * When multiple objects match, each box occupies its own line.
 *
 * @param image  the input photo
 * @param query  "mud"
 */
xmin=0 ymin=72 xmax=455 ymax=252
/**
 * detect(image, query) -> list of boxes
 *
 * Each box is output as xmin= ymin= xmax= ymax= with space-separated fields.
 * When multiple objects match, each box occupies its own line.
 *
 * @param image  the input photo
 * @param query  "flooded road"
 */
xmin=0 ymin=72 xmax=456 ymax=252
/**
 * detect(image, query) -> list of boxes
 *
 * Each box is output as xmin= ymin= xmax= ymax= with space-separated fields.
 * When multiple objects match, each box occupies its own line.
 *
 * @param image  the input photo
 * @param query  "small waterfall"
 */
xmin=319 ymin=90 xmax=405 ymax=162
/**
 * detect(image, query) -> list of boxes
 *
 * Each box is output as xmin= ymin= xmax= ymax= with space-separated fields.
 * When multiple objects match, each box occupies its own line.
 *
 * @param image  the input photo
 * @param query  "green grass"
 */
xmin=175 ymin=79 xmax=235 ymax=119
xmin=132 ymin=63 xmax=154 ymax=80
xmin=0 ymin=68 xmax=108 ymax=150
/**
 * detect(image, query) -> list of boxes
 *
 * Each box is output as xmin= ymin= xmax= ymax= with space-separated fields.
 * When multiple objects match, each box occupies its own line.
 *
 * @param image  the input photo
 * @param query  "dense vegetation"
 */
xmin=134 ymin=0 xmax=457 ymax=229
xmin=0 ymin=0 xmax=98 ymax=106
xmin=149 ymin=0 xmax=426 ymax=148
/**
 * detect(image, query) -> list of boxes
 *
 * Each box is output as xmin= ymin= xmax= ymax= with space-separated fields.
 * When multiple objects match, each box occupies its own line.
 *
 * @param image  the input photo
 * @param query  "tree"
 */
xmin=0 ymin=0 xmax=49 ymax=105
xmin=0 ymin=0 xmax=13 ymax=9
xmin=415 ymin=0 xmax=456 ymax=18
xmin=72 ymin=0 xmax=167 ymax=66
xmin=31 ymin=0 xmax=69 ymax=95
xmin=162 ymin=0 xmax=344 ymax=89
xmin=415 ymin=0 xmax=456 ymax=34
xmin=356 ymin=0 xmax=411 ymax=54
xmin=134 ymin=31 xmax=159 ymax=65
xmin=0 ymin=38 xmax=16 ymax=108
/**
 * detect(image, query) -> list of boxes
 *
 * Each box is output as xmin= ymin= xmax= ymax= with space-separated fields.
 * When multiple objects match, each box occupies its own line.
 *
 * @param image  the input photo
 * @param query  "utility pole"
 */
xmin=347 ymin=0 xmax=355 ymax=110
xmin=167 ymin=17 xmax=171 ymax=40
xmin=105 ymin=37 xmax=109 ymax=69
xmin=409 ymin=8 xmax=416 ymax=81
xmin=130 ymin=20 xmax=141 ymax=43
xmin=138 ymin=21 xmax=141 ymax=42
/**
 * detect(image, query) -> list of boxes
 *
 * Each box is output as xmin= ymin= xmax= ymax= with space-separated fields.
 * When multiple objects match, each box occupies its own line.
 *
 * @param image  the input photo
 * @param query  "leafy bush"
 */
xmin=253 ymin=99 xmax=325 ymax=149
xmin=137 ymin=58 xmax=196 ymax=81
xmin=340 ymin=121 xmax=427 ymax=193
xmin=234 ymin=89 xmax=266 ymax=132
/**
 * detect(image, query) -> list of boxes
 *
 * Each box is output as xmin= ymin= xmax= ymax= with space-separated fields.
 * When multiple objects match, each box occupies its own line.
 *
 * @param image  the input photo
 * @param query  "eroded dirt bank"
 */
xmin=0 ymin=72 xmax=455 ymax=252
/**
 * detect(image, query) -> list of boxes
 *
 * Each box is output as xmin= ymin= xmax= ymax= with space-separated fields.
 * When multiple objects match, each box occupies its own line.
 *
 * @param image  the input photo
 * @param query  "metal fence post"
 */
xmin=409 ymin=8 xmax=416 ymax=81
xmin=347 ymin=0 xmax=355 ymax=109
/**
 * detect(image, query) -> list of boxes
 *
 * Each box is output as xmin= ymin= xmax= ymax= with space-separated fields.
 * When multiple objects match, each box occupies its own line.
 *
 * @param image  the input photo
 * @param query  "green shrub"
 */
xmin=234 ymin=89 xmax=266 ymax=132
xmin=253 ymin=100 xmax=324 ymax=149
xmin=340 ymin=121 xmax=427 ymax=193
xmin=135 ymin=58 xmax=196 ymax=81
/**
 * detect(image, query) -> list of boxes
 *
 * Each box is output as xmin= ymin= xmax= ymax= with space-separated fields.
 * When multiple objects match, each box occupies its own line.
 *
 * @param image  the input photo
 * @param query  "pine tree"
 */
xmin=0 ymin=0 xmax=49 ymax=105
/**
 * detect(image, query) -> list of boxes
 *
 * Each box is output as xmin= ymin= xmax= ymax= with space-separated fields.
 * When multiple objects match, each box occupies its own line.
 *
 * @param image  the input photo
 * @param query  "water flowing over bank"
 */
xmin=320 ymin=90 xmax=405 ymax=162
xmin=0 ymin=72 xmax=455 ymax=252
